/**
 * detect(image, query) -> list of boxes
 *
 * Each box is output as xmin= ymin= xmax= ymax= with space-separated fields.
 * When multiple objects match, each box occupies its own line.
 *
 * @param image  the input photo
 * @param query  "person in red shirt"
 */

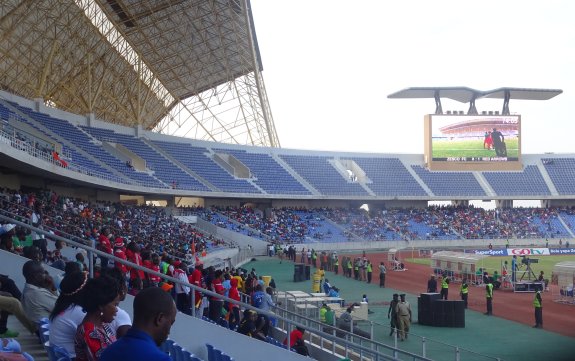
xmin=125 ymin=242 xmax=145 ymax=293
xmin=113 ymin=238 xmax=128 ymax=277
xmin=228 ymin=278 xmax=241 ymax=330
xmin=189 ymin=263 xmax=204 ymax=317
xmin=97 ymin=228 xmax=113 ymax=269
xmin=283 ymin=326 xmax=305 ymax=348
xmin=209 ymin=270 xmax=225 ymax=322
xmin=142 ymin=252 xmax=161 ymax=288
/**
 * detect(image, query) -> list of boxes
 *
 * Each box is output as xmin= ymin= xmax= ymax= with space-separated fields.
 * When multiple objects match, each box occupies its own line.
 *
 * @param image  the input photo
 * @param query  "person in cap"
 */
xmin=533 ymin=290 xmax=543 ymax=328
xmin=387 ymin=293 xmax=399 ymax=336
xmin=0 ymin=224 xmax=17 ymax=253
xmin=395 ymin=294 xmax=411 ymax=341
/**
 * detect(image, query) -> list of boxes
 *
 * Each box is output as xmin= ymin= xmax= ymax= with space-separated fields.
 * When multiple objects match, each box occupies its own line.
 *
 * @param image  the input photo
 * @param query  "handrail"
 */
xmin=0 ymin=213 xmax=435 ymax=361
xmin=0 ymin=129 xmax=165 ymax=189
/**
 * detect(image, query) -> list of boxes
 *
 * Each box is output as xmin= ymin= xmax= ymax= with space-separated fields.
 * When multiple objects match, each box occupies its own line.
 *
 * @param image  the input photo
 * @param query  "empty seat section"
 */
xmin=484 ymin=165 xmax=550 ymax=196
xmin=216 ymin=149 xmax=310 ymax=195
xmin=82 ymin=128 xmax=209 ymax=191
xmin=542 ymin=158 xmax=575 ymax=195
xmin=350 ymin=157 xmax=427 ymax=196
xmin=412 ymin=166 xmax=485 ymax=197
xmin=153 ymin=141 xmax=259 ymax=193
xmin=279 ymin=155 xmax=368 ymax=196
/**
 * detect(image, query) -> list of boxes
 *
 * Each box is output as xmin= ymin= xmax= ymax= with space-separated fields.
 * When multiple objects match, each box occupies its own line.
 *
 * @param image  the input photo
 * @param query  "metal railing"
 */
xmin=0 ymin=213 xmax=439 ymax=361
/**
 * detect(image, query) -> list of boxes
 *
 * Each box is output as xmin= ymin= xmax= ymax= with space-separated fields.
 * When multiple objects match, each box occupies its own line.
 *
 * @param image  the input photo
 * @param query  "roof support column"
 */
xmin=434 ymin=90 xmax=443 ymax=114
xmin=502 ymin=90 xmax=511 ymax=115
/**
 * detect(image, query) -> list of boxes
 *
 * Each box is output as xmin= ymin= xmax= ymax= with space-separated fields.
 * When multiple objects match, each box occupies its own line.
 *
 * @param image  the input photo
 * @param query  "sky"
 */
xmin=250 ymin=0 xmax=575 ymax=155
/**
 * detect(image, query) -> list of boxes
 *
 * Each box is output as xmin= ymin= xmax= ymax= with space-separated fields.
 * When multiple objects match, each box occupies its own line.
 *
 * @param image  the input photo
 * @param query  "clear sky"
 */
xmin=251 ymin=0 xmax=575 ymax=155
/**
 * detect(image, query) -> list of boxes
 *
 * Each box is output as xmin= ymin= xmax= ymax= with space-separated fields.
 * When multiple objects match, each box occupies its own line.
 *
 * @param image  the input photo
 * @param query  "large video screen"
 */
xmin=431 ymin=115 xmax=520 ymax=162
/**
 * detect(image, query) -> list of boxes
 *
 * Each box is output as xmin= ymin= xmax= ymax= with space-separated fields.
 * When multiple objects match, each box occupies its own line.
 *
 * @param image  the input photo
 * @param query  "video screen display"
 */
xmin=431 ymin=115 xmax=520 ymax=162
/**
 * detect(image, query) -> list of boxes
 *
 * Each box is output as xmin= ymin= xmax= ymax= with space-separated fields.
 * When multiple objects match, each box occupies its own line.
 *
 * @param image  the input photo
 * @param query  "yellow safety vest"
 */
xmin=460 ymin=283 xmax=468 ymax=294
xmin=486 ymin=283 xmax=494 ymax=298
xmin=442 ymin=279 xmax=449 ymax=289
xmin=533 ymin=293 xmax=541 ymax=308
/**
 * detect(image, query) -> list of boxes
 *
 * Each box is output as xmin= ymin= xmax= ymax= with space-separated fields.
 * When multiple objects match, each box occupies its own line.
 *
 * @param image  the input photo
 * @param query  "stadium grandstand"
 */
xmin=1 ymin=2 xmax=574 ymax=361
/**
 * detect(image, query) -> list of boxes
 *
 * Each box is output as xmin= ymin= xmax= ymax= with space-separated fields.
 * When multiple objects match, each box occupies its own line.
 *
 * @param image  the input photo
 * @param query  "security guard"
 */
xmin=533 ymin=290 xmax=543 ymax=328
xmin=440 ymin=274 xmax=450 ymax=300
xmin=485 ymin=280 xmax=494 ymax=315
xmin=334 ymin=256 xmax=339 ymax=275
xmin=460 ymin=278 xmax=469 ymax=308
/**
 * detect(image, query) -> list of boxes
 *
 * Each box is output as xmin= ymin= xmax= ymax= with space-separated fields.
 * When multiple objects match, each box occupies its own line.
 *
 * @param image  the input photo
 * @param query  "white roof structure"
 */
xmin=0 ymin=0 xmax=279 ymax=147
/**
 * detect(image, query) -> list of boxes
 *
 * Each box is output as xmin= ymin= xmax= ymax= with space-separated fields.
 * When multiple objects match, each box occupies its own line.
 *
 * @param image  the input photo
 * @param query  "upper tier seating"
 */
xmin=152 ymin=141 xmax=259 ymax=193
xmin=349 ymin=157 xmax=427 ymax=196
xmin=483 ymin=165 xmax=551 ymax=196
xmin=542 ymin=158 xmax=575 ymax=195
xmin=279 ymin=155 xmax=368 ymax=196
xmin=412 ymin=166 xmax=486 ymax=197
xmin=214 ymin=149 xmax=311 ymax=195
xmin=81 ymin=127 xmax=210 ymax=191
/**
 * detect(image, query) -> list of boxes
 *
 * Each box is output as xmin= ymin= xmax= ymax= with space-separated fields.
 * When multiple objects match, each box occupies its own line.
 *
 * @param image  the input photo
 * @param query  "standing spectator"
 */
xmin=126 ymin=242 xmax=144 ymax=292
xmin=366 ymin=260 xmax=373 ymax=283
xmin=21 ymin=260 xmax=58 ymax=326
xmin=209 ymin=270 xmax=225 ymax=322
xmin=173 ymin=261 xmax=190 ymax=315
xmin=387 ymin=294 xmax=399 ymax=336
xmin=533 ymin=290 xmax=543 ymax=328
xmin=97 ymin=228 xmax=113 ymax=269
xmin=100 ymin=287 xmax=176 ymax=361
xmin=427 ymin=275 xmax=437 ymax=293
xmin=228 ymin=278 xmax=241 ymax=330
xmin=74 ymin=276 xmax=120 ymax=361
xmin=378 ymin=262 xmax=386 ymax=288
xmin=460 ymin=278 xmax=469 ymax=308
xmin=395 ymin=294 xmax=411 ymax=341
xmin=440 ymin=274 xmax=449 ymax=300
xmin=485 ymin=280 xmax=494 ymax=316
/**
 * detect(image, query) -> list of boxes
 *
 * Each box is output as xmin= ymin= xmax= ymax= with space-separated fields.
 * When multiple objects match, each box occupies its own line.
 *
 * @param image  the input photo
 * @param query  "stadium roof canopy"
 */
xmin=388 ymin=86 xmax=562 ymax=115
xmin=0 ymin=0 xmax=279 ymax=147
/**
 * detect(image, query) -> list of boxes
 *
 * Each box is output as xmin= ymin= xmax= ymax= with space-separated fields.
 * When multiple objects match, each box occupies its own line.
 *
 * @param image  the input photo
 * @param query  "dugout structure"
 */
xmin=552 ymin=261 xmax=575 ymax=304
xmin=431 ymin=251 xmax=489 ymax=284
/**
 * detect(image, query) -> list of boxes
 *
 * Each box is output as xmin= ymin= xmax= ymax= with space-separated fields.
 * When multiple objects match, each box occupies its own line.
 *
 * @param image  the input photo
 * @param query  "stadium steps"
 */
xmin=270 ymin=153 xmax=321 ymax=195
xmin=400 ymin=160 xmax=434 ymax=196
xmin=557 ymin=215 xmax=575 ymax=238
xmin=6 ymin=317 xmax=49 ymax=361
xmin=141 ymin=137 xmax=219 ymax=192
xmin=472 ymin=172 xmax=496 ymax=197
xmin=328 ymin=158 xmax=376 ymax=196
xmin=536 ymin=161 xmax=559 ymax=196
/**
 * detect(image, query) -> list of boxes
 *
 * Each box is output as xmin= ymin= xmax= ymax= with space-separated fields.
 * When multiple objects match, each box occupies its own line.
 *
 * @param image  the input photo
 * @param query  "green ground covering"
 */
xmin=407 ymin=254 xmax=575 ymax=279
xmin=432 ymin=138 xmax=519 ymax=158
xmin=244 ymin=257 xmax=575 ymax=361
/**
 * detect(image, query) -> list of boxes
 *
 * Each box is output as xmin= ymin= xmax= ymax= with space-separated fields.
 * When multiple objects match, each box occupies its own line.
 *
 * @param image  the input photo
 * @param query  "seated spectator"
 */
xmin=49 ymin=271 xmax=88 ymax=358
xmin=100 ymin=287 xmax=176 ymax=361
xmin=237 ymin=309 xmax=265 ymax=341
xmin=0 ymin=275 xmax=26 ymax=338
xmin=101 ymin=268 xmax=132 ymax=338
xmin=336 ymin=305 xmax=371 ymax=339
xmin=74 ymin=276 xmax=120 ymax=361
xmin=21 ymin=260 xmax=58 ymax=327
xmin=283 ymin=326 xmax=305 ymax=348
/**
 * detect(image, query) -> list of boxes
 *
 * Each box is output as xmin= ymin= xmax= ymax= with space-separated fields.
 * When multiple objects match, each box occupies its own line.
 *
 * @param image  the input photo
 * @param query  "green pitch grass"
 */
xmin=432 ymin=138 xmax=519 ymax=159
xmin=407 ymin=254 xmax=573 ymax=278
